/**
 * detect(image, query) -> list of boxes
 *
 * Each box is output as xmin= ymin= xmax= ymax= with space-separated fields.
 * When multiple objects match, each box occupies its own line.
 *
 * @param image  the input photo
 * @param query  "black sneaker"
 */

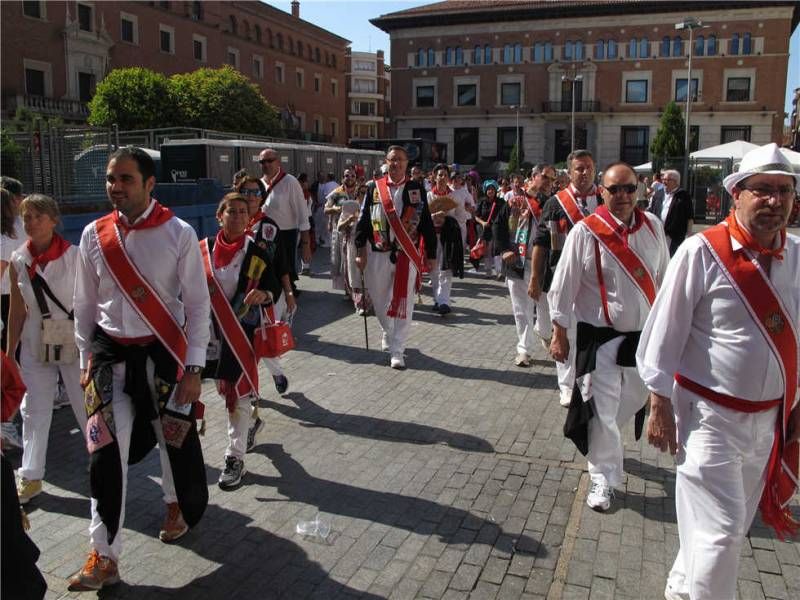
xmin=273 ymin=375 xmax=289 ymax=394
xmin=438 ymin=304 xmax=451 ymax=315
xmin=246 ymin=416 xmax=264 ymax=453
xmin=218 ymin=456 xmax=246 ymax=490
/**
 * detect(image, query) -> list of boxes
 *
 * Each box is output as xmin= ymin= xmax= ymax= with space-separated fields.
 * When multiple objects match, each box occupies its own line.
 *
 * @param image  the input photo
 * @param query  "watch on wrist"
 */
xmin=185 ymin=365 xmax=203 ymax=374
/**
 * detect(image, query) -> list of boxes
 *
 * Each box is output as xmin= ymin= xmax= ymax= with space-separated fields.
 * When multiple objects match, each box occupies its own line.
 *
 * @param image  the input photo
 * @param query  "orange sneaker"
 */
xmin=159 ymin=502 xmax=188 ymax=543
xmin=67 ymin=550 xmax=120 ymax=591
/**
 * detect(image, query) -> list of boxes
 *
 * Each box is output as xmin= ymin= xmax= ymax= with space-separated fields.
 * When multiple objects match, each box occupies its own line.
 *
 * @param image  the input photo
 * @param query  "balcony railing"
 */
xmin=541 ymin=101 xmax=600 ymax=113
xmin=7 ymin=94 xmax=89 ymax=119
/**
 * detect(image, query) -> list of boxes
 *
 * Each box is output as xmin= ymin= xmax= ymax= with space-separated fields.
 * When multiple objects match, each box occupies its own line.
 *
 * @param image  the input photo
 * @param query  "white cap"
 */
xmin=722 ymin=142 xmax=800 ymax=195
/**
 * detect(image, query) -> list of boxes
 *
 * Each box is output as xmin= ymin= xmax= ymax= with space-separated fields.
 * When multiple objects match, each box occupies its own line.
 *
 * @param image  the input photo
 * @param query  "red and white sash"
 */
xmin=700 ymin=222 xmax=799 ymax=539
xmin=375 ymin=177 xmax=425 ymax=319
xmin=93 ymin=214 xmax=187 ymax=369
xmin=199 ymin=239 xmax=259 ymax=402
xmin=583 ymin=211 xmax=657 ymax=326
xmin=555 ymin=188 xmax=587 ymax=228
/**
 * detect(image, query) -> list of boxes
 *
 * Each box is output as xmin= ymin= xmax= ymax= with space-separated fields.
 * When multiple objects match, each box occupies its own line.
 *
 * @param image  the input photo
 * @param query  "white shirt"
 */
xmin=11 ymin=243 xmax=79 ymax=351
xmin=1 ymin=217 xmax=24 ymax=294
xmin=660 ymin=190 xmax=674 ymax=223
xmin=637 ymin=232 xmax=800 ymax=404
xmin=74 ymin=200 xmax=211 ymax=368
xmin=260 ymin=172 xmax=311 ymax=232
xmin=548 ymin=211 xmax=670 ymax=332
xmin=448 ymin=186 xmax=472 ymax=228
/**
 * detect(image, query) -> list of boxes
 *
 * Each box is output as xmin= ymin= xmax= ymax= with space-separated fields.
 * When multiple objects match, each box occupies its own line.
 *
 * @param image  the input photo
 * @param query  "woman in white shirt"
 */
xmin=6 ymin=194 xmax=87 ymax=504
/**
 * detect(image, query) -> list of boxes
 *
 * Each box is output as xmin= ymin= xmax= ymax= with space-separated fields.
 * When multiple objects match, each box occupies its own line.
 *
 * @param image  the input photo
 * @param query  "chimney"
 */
xmin=291 ymin=1 xmax=300 ymax=18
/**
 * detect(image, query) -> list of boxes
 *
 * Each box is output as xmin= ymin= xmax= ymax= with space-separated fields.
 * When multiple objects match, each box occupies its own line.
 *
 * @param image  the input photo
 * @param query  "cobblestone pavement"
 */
xmin=13 ymin=253 xmax=800 ymax=600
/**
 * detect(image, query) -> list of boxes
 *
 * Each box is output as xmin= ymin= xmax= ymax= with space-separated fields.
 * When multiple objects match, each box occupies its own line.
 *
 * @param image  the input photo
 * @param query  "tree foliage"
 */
xmin=506 ymin=141 xmax=521 ymax=176
xmin=650 ymin=101 xmax=685 ymax=171
xmin=87 ymin=66 xmax=280 ymax=136
xmin=88 ymin=67 xmax=176 ymax=129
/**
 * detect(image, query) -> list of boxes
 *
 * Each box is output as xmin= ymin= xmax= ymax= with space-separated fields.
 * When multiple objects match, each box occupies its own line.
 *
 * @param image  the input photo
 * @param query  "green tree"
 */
xmin=88 ymin=67 xmax=176 ymax=129
xmin=650 ymin=101 xmax=685 ymax=172
xmin=171 ymin=66 xmax=280 ymax=135
xmin=506 ymin=141 xmax=521 ymax=176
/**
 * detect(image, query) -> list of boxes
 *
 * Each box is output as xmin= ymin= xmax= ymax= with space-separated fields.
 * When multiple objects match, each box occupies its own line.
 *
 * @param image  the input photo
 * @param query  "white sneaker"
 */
xmin=559 ymin=389 xmax=572 ymax=407
xmin=381 ymin=333 xmax=390 ymax=352
xmin=586 ymin=481 xmax=613 ymax=512
xmin=390 ymin=354 xmax=405 ymax=369
xmin=664 ymin=584 xmax=689 ymax=600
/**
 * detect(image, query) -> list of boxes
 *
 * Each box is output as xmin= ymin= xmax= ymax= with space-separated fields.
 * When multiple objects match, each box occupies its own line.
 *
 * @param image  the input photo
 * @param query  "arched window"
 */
xmin=331 ymin=55 xmax=336 ymax=68
xmin=315 ymin=47 xmax=321 ymax=63
xmin=742 ymin=32 xmax=752 ymax=54
xmin=445 ymin=47 xmax=453 ymax=65
xmin=575 ymin=41 xmax=584 ymax=60
xmin=514 ymin=43 xmax=522 ymax=63
xmin=297 ymin=40 xmax=303 ymax=55
xmin=484 ymin=45 xmax=491 ymax=64
xmin=242 ymin=20 xmax=250 ymax=39
xmin=503 ymin=44 xmax=512 ymax=63
xmin=191 ymin=1 xmax=203 ymax=20
xmin=628 ymin=38 xmax=637 ymax=58
xmin=307 ymin=43 xmax=312 ymax=59
xmin=255 ymin=25 xmax=261 ymax=43
xmin=428 ymin=48 xmax=435 ymax=66
xmin=455 ymin=46 xmax=463 ymax=65
xmin=607 ymin=39 xmax=617 ymax=59
xmin=564 ymin=40 xmax=574 ymax=60
xmin=325 ymin=51 xmax=330 ymax=65
xmin=229 ymin=15 xmax=237 ymax=35
xmin=288 ymin=36 xmax=294 ymax=54
xmin=639 ymin=38 xmax=649 ymax=58
xmin=672 ymin=36 xmax=683 ymax=56
xmin=544 ymin=42 xmax=553 ymax=62
xmin=595 ymin=39 xmax=605 ymax=60
xmin=694 ymin=35 xmax=704 ymax=56
xmin=731 ymin=33 xmax=740 ymax=55
xmin=417 ymin=48 xmax=425 ymax=67
xmin=276 ymin=33 xmax=283 ymax=50
xmin=267 ymin=28 xmax=273 ymax=48
xmin=661 ymin=36 xmax=671 ymax=57
xmin=707 ymin=35 xmax=717 ymax=56
xmin=473 ymin=45 xmax=482 ymax=64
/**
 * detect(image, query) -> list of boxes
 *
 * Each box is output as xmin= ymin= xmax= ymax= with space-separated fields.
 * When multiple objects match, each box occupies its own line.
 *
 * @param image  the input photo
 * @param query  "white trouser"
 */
xmin=225 ymin=396 xmax=251 ymax=460
xmin=586 ymin=336 xmax=647 ymax=487
xmin=365 ymin=249 xmax=417 ymax=356
xmin=533 ymin=291 xmax=552 ymax=342
xmin=667 ymin=389 xmax=775 ymax=600
xmin=506 ymin=261 xmax=536 ymax=356
xmin=89 ymin=362 xmax=177 ymax=562
xmin=484 ymin=253 xmax=501 ymax=274
xmin=314 ymin=207 xmax=328 ymax=242
xmin=260 ymin=294 xmax=286 ymax=379
xmin=556 ymin=319 xmax=576 ymax=395
xmin=429 ymin=238 xmax=452 ymax=306
xmin=18 ymin=344 xmax=87 ymax=480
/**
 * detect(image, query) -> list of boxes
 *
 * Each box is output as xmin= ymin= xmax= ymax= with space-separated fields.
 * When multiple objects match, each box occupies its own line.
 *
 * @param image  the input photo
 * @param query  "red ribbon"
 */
xmin=112 ymin=199 xmax=174 ymax=233
xmin=26 ymin=233 xmax=70 ymax=279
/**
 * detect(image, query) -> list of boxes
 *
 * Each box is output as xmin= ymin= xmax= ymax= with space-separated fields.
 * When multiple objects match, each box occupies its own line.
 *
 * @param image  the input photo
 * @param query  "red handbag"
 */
xmin=253 ymin=305 xmax=295 ymax=358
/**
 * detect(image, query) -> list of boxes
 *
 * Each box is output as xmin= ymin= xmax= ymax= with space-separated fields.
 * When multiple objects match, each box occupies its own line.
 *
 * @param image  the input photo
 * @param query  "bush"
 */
xmin=88 ymin=68 xmax=177 ymax=130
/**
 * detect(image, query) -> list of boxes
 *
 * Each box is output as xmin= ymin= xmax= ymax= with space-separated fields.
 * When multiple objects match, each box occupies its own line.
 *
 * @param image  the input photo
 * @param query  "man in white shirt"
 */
xmin=637 ymin=143 xmax=800 ymax=600
xmin=549 ymin=162 xmax=669 ymax=512
xmin=259 ymin=148 xmax=312 ymax=293
xmin=449 ymin=171 xmax=474 ymax=249
xmin=70 ymin=147 xmax=211 ymax=591
xmin=647 ymin=169 xmax=694 ymax=255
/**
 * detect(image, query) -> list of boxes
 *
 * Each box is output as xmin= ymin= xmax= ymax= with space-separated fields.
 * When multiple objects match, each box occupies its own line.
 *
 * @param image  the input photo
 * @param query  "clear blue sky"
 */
xmin=270 ymin=1 xmax=800 ymax=123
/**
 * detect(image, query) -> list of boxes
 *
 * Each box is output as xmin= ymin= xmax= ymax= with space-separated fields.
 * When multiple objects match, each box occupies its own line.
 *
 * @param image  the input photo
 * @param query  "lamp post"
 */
xmin=511 ymin=105 xmax=520 ymax=160
xmin=562 ymin=72 xmax=583 ymax=152
xmin=675 ymin=18 xmax=707 ymax=188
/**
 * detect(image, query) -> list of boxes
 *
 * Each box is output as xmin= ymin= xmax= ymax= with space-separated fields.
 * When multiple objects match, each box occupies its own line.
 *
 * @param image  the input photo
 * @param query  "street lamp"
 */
xmin=562 ymin=72 xmax=583 ymax=152
xmin=511 ymin=104 xmax=521 ymax=162
xmin=675 ymin=17 xmax=707 ymax=187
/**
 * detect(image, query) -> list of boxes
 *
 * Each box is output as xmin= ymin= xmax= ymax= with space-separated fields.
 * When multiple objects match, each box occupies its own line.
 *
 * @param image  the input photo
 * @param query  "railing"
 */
xmin=541 ymin=101 xmax=600 ymax=113
xmin=8 ymin=94 xmax=89 ymax=119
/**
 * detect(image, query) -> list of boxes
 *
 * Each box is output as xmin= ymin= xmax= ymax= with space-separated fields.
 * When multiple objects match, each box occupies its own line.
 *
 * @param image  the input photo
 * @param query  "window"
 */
xmin=726 ymin=77 xmax=751 ymax=102
xmin=416 ymin=85 xmax=435 ymax=107
xmin=78 ymin=72 xmax=95 ymax=102
xmin=352 ymin=101 xmax=376 ymax=116
xmin=473 ymin=45 xmax=482 ymax=65
xmin=296 ymin=40 xmax=303 ymax=56
xmin=191 ymin=1 xmax=203 ymax=20
xmin=673 ymin=37 xmax=683 ymax=57
xmin=296 ymin=69 xmax=304 ymax=88
xmin=639 ymin=38 xmax=649 ymax=58
xmin=625 ymin=80 xmax=648 ymax=103
xmin=354 ymin=60 xmax=374 ymax=72
xmin=314 ymin=117 xmax=322 ymax=135
xmin=620 ymin=126 xmax=649 ymax=165
xmin=253 ymin=56 xmax=263 ymax=79
xmin=484 ymin=45 xmax=491 ymax=64
xmin=159 ymin=1 xmax=169 ymax=9
xmin=331 ymin=79 xmax=338 ymax=97
xmin=595 ymin=40 xmax=605 ymax=60
xmin=192 ymin=34 xmax=207 ymax=62
xmin=330 ymin=119 xmax=338 ymax=138
xmin=455 ymin=47 xmax=463 ymax=65
xmin=457 ymin=84 xmax=477 ymax=106
xmin=503 ymin=44 xmax=513 ymax=64
xmin=533 ymin=42 xmax=552 ymax=63
xmin=120 ymin=13 xmax=137 ymax=44
xmin=675 ymin=78 xmax=699 ymax=102
xmin=313 ymin=47 xmax=320 ymax=63
xmin=721 ymin=126 xmax=751 ymax=143
xmin=230 ymin=15 xmax=237 ymax=36
xmin=564 ymin=41 xmax=575 ymax=60
xmin=159 ymin=25 xmax=174 ymax=54
xmin=352 ymin=79 xmax=376 ymax=93
xmin=417 ymin=48 xmax=425 ymax=67
xmin=500 ymin=82 xmax=521 ymax=105
xmin=314 ymin=75 xmax=321 ymax=93
xmin=22 ymin=1 xmax=43 ymax=19
xmin=331 ymin=55 xmax=337 ymax=68
xmin=77 ymin=3 xmax=92 ymax=31
xmin=25 ymin=68 xmax=46 ymax=96
xmin=608 ymin=40 xmax=617 ymax=59
xmin=575 ymin=41 xmax=584 ymax=60
xmin=628 ymin=38 xmax=648 ymax=58
xmin=255 ymin=25 xmax=261 ymax=43
xmin=743 ymin=32 xmax=752 ymax=55
xmin=661 ymin=36 xmax=671 ymax=57
xmin=428 ymin=48 xmax=435 ymax=66
xmin=707 ymin=35 xmax=717 ymax=56
xmin=497 ymin=127 xmax=521 ymax=162
xmin=446 ymin=47 xmax=453 ymax=65
xmin=732 ymin=33 xmax=752 ymax=55
xmin=731 ymin=33 xmax=739 ymax=55
xmin=275 ymin=63 xmax=284 ymax=83
xmin=226 ymin=47 xmax=239 ymax=69
xmin=561 ymin=78 xmax=582 ymax=111
xmin=694 ymin=36 xmax=705 ymax=56
xmin=454 ymin=128 xmax=479 ymax=164
xmin=413 ymin=128 xmax=437 ymax=141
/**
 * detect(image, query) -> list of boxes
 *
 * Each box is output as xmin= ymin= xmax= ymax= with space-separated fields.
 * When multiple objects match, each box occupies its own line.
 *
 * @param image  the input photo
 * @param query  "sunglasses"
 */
xmin=259 ymin=158 xmax=277 ymax=164
xmin=240 ymin=188 xmax=262 ymax=196
xmin=603 ymin=184 xmax=637 ymax=195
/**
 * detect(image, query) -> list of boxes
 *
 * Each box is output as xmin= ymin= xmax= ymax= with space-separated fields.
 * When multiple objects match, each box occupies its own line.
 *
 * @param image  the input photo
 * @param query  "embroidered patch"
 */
xmin=131 ymin=286 xmax=148 ymax=301
xmin=162 ymin=414 xmax=191 ymax=448
xmin=633 ymin=267 xmax=646 ymax=279
xmin=84 ymin=380 xmax=103 ymax=415
xmin=764 ymin=312 xmax=785 ymax=334
xmin=408 ymin=189 xmax=421 ymax=205
xmin=261 ymin=223 xmax=278 ymax=242
xmin=86 ymin=412 xmax=114 ymax=453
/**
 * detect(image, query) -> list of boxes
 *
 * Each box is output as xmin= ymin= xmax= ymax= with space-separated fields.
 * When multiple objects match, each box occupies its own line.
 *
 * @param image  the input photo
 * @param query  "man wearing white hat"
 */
xmin=637 ymin=142 xmax=800 ymax=600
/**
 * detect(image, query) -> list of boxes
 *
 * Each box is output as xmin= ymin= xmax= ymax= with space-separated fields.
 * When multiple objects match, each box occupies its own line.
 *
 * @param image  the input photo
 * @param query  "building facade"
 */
xmin=372 ymin=0 xmax=799 ymax=169
xmin=1 ymin=0 xmax=349 ymax=144
xmin=345 ymin=48 xmax=392 ymax=141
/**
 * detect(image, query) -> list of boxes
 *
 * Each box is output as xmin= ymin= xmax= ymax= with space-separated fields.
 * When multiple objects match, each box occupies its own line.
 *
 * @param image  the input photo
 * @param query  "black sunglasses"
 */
xmin=604 ymin=184 xmax=637 ymax=195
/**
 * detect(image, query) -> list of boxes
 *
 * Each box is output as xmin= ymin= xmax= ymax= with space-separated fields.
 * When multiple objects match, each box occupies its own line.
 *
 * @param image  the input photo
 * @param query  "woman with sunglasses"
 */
xmin=324 ymin=168 xmax=361 ymax=295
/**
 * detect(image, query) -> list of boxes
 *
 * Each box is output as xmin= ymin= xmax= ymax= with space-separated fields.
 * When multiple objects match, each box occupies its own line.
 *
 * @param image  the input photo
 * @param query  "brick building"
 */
xmin=1 ymin=0 xmax=349 ymax=144
xmin=371 ymin=0 xmax=799 ymax=168
xmin=345 ymin=48 xmax=392 ymax=141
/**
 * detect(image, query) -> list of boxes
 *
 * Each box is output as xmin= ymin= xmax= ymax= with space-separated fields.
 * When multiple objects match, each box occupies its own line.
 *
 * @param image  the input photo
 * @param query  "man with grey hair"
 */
xmin=647 ymin=169 xmax=693 ymax=255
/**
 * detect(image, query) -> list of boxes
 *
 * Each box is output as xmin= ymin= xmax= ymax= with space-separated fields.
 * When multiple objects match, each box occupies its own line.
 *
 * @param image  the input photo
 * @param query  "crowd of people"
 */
xmin=0 ymin=140 xmax=798 ymax=600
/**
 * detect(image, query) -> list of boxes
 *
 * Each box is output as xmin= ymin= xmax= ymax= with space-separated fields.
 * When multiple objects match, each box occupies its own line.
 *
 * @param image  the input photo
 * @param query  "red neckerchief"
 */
xmin=388 ymin=176 xmax=407 ymax=188
xmin=570 ymin=184 xmax=597 ymax=202
xmin=213 ymin=230 xmax=246 ymax=269
xmin=112 ymin=199 xmax=173 ymax=233
xmin=247 ymin=210 xmax=266 ymax=229
xmin=26 ymin=233 xmax=70 ymax=280
xmin=432 ymin=185 xmax=449 ymax=196
xmin=594 ymin=205 xmax=651 ymax=247
xmin=266 ymin=169 xmax=287 ymax=197
xmin=727 ymin=211 xmax=786 ymax=261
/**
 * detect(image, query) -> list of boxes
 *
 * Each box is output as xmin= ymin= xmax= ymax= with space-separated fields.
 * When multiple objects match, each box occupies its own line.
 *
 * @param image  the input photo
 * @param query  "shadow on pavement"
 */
xmin=261 ymin=392 xmax=495 ymax=453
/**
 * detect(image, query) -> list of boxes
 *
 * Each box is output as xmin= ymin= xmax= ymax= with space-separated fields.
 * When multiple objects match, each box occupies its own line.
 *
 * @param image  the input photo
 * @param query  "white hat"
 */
xmin=722 ymin=142 xmax=800 ymax=195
